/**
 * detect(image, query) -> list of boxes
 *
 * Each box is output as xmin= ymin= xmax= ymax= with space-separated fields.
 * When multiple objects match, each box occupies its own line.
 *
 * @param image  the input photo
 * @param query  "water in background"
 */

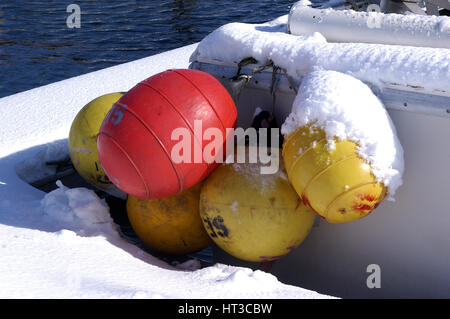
xmin=0 ymin=0 xmax=323 ymax=98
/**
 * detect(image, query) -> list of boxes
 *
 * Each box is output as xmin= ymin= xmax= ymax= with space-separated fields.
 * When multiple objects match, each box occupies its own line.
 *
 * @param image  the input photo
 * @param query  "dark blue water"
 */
xmin=0 ymin=0 xmax=314 ymax=99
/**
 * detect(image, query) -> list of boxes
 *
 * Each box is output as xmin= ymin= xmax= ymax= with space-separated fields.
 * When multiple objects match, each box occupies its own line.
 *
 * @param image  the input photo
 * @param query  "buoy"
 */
xmin=127 ymin=183 xmax=212 ymax=255
xmin=199 ymin=146 xmax=316 ymax=262
xmin=282 ymin=125 xmax=387 ymax=223
xmin=97 ymin=69 xmax=237 ymax=199
xmin=69 ymin=92 xmax=125 ymax=197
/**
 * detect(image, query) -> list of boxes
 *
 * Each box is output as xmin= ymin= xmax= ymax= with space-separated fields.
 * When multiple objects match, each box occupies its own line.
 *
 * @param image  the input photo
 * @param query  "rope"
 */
xmin=233 ymin=57 xmax=299 ymax=95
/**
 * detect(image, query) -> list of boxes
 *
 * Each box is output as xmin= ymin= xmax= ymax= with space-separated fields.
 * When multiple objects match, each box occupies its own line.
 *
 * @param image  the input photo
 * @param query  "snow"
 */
xmin=281 ymin=71 xmax=404 ymax=199
xmin=288 ymin=6 xmax=450 ymax=50
xmin=41 ymin=180 xmax=113 ymax=231
xmin=0 ymin=44 xmax=331 ymax=298
xmin=193 ymin=20 xmax=450 ymax=93
xmin=293 ymin=0 xmax=312 ymax=8
xmin=321 ymin=6 xmax=450 ymax=35
xmin=173 ymin=259 xmax=202 ymax=271
xmin=0 ymin=161 xmax=330 ymax=298
xmin=439 ymin=19 xmax=450 ymax=33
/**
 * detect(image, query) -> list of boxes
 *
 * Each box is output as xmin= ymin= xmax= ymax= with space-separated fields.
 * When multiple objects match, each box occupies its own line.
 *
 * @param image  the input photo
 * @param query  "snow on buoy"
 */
xmin=199 ymin=146 xmax=316 ymax=262
xmin=68 ymin=92 xmax=125 ymax=198
xmin=281 ymin=71 xmax=404 ymax=223
xmin=97 ymin=69 xmax=237 ymax=199
xmin=127 ymin=183 xmax=212 ymax=255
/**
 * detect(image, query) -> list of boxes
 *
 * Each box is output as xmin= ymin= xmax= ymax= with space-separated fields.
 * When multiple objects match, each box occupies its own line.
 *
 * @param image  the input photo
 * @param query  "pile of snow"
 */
xmin=281 ymin=70 xmax=404 ymax=199
xmin=41 ymin=181 xmax=114 ymax=235
xmin=192 ymin=19 xmax=450 ymax=93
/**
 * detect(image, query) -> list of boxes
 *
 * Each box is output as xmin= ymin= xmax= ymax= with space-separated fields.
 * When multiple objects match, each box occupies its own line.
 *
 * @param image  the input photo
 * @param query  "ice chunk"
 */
xmin=41 ymin=180 xmax=115 ymax=235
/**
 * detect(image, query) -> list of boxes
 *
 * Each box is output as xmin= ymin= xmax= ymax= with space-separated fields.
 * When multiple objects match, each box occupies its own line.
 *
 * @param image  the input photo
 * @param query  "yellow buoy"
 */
xmin=127 ymin=183 xmax=213 ymax=255
xmin=282 ymin=125 xmax=387 ymax=223
xmin=199 ymin=147 xmax=316 ymax=262
xmin=69 ymin=92 xmax=124 ymax=196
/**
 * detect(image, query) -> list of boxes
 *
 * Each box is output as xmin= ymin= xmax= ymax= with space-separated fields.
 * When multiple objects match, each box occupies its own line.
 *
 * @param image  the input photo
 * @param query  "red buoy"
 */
xmin=97 ymin=69 xmax=237 ymax=199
